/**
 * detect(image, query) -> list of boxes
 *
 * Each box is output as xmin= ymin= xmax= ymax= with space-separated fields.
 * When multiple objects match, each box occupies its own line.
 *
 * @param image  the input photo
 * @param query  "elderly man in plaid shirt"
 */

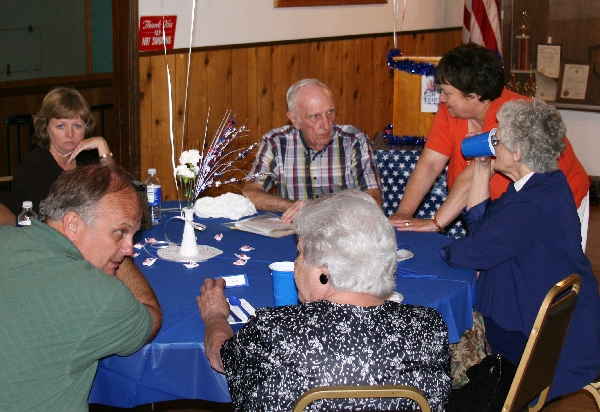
xmin=244 ymin=78 xmax=382 ymax=222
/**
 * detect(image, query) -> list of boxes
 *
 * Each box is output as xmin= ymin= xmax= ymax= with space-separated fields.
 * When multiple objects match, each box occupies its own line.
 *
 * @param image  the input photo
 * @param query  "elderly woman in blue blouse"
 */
xmin=198 ymin=190 xmax=450 ymax=411
xmin=442 ymin=99 xmax=600 ymax=401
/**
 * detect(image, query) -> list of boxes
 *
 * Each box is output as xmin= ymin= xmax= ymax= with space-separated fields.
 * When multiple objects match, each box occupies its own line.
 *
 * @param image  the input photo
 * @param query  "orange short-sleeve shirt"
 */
xmin=425 ymin=88 xmax=589 ymax=206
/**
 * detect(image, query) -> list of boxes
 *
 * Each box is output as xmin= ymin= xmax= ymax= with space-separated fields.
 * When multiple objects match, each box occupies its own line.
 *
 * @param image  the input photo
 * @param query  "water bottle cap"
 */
xmin=148 ymin=168 xmax=156 ymax=174
xmin=22 ymin=201 xmax=33 ymax=208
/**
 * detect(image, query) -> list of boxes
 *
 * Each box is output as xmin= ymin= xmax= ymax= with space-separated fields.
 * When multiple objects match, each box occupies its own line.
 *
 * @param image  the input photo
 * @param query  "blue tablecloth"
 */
xmin=89 ymin=206 xmax=476 ymax=408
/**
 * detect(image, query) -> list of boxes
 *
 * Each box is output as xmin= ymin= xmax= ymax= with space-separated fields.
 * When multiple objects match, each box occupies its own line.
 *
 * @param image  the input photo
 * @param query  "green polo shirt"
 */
xmin=0 ymin=219 xmax=152 ymax=411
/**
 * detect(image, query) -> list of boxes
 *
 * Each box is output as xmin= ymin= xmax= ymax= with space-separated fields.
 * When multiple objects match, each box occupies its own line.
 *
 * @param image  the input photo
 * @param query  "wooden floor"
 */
xmin=90 ymin=204 xmax=600 ymax=412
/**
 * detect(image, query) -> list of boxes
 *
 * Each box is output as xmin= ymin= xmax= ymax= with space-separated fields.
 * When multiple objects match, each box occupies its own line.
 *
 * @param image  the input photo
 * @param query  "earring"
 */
xmin=319 ymin=274 xmax=328 ymax=285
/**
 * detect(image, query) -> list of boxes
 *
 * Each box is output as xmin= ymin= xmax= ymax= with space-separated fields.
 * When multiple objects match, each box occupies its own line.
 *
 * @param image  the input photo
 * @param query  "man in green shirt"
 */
xmin=0 ymin=164 xmax=162 ymax=411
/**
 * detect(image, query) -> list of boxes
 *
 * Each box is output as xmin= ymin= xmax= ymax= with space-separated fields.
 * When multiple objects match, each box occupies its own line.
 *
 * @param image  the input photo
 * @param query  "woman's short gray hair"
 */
xmin=496 ymin=99 xmax=566 ymax=173
xmin=293 ymin=190 xmax=396 ymax=298
xmin=286 ymin=78 xmax=331 ymax=115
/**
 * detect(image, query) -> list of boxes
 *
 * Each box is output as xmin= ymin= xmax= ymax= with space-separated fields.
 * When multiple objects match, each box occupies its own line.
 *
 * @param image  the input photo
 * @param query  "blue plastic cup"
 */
xmin=461 ymin=128 xmax=497 ymax=158
xmin=269 ymin=261 xmax=298 ymax=306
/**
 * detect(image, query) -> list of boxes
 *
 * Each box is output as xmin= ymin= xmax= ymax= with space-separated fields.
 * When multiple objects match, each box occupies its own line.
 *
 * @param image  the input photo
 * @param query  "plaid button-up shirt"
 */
xmin=250 ymin=124 xmax=380 ymax=200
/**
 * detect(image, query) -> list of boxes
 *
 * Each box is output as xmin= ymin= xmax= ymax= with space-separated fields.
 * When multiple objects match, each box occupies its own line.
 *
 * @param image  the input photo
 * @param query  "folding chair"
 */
xmin=502 ymin=273 xmax=581 ymax=411
xmin=293 ymin=385 xmax=431 ymax=412
xmin=3 ymin=114 xmax=35 ymax=187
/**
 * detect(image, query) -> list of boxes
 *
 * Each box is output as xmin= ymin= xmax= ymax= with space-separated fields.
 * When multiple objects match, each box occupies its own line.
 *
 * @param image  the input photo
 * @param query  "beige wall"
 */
xmin=138 ymin=0 xmax=462 ymax=48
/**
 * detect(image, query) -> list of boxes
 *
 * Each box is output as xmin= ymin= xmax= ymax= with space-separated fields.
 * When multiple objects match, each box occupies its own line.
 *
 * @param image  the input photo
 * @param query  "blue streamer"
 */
xmin=383 ymin=124 xmax=426 ymax=147
xmin=387 ymin=48 xmax=437 ymax=76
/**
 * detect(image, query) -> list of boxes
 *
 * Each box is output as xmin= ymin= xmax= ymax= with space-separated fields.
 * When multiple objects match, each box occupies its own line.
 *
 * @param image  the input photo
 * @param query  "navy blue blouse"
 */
xmin=443 ymin=171 xmax=600 ymax=399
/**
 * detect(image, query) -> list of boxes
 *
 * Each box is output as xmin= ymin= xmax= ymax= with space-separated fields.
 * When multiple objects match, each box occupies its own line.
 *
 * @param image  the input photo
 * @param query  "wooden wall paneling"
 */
xmin=149 ymin=54 xmax=178 ymax=200
xmin=256 ymin=45 xmax=276 ymax=142
xmin=395 ymin=33 xmax=414 ymax=56
xmin=281 ymin=43 xmax=303 ymax=118
xmin=270 ymin=45 xmax=285 ymax=130
xmin=139 ymin=56 xmax=153 ymax=184
xmin=172 ymin=54 xmax=188 ymax=160
xmin=185 ymin=51 xmax=208 ymax=153
xmin=372 ymin=35 xmax=395 ymax=135
xmin=339 ymin=38 xmax=354 ymax=128
xmin=418 ymin=33 xmax=435 ymax=56
xmin=227 ymin=47 xmax=255 ymax=197
xmin=436 ymin=29 xmax=462 ymax=56
xmin=246 ymin=46 xmax=260 ymax=145
xmin=173 ymin=53 xmax=189 ymax=152
xmin=241 ymin=46 xmax=261 ymax=196
xmin=202 ymin=49 xmax=236 ymax=198
xmin=357 ymin=37 xmax=375 ymax=137
xmin=298 ymin=42 xmax=311 ymax=81
xmin=306 ymin=41 xmax=325 ymax=83
xmin=324 ymin=40 xmax=344 ymax=124
xmin=205 ymin=49 xmax=233 ymax=139
xmin=231 ymin=48 xmax=250 ymax=147
xmin=171 ymin=52 xmax=197 ymax=200
xmin=414 ymin=33 xmax=431 ymax=55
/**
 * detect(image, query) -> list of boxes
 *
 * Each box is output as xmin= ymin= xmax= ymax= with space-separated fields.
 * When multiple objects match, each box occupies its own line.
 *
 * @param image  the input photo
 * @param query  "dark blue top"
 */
xmin=442 ymin=171 xmax=600 ymax=399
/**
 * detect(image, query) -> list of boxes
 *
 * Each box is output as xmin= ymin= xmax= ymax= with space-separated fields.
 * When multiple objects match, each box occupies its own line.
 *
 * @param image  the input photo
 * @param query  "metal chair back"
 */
xmin=502 ymin=274 xmax=581 ymax=412
xmin=293 ymin=385 xmax=431 ymax=412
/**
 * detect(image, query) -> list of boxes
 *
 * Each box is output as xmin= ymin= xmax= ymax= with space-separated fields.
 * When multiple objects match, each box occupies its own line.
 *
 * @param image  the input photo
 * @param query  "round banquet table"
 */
xmin=89 ymin=204 xmax=477 ymax=408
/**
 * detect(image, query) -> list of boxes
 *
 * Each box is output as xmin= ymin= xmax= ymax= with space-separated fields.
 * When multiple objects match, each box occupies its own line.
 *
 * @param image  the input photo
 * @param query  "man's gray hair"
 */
xmin=286 ymin=78 xmax=332 ymax=114
xmin=497 ymin=99 xmax=566 ymax=173
xmin=44 ymin=164 xmax=140 ymax=227
xmin=294 ymin=190 xmax=396 ymax=298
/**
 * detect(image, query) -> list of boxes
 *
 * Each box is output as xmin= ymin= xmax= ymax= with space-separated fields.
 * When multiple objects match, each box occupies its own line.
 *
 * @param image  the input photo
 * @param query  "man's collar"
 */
xmin=29 ymin=218 xmax=84 ymax=260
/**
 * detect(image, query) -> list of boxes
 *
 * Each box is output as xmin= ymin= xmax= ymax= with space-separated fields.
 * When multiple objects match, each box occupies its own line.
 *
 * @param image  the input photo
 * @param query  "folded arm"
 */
xmin=115 ymin=257 xmax=162 ymax=342
xmin=67 ymin=136 xmax=115 ymax=165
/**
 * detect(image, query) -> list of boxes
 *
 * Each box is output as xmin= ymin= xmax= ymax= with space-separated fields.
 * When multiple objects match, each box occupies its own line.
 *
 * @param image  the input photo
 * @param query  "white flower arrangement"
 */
xmin=174 ymin=114 xmax=268 ymax=210
xmin=176 ymin=149 xmax=202 ymax=209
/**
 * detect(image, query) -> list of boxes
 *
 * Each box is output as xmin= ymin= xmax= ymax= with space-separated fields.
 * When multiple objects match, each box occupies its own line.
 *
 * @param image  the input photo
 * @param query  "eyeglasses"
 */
xmin=489 ymin=128 xmax=500 ymax=147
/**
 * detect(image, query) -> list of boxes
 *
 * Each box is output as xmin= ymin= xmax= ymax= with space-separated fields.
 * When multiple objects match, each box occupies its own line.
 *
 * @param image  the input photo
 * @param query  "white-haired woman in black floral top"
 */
xmin=197 ymin=190 xmax=451 ymax=411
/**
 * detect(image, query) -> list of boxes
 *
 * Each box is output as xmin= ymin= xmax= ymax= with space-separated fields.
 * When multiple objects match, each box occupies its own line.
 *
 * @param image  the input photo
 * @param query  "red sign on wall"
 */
xmin=139 ymin=16 xmax=177 ymax=52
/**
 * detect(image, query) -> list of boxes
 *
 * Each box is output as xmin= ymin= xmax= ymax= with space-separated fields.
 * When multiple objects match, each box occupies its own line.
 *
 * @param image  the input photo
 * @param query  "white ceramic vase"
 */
xmin=179 ymin=207 xmax=198 ymax=256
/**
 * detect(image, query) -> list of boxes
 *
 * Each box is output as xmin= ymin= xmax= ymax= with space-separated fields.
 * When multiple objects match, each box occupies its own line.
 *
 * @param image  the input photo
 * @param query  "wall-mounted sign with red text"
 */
xmin=139 ymin=16 xmax=177 ymax=52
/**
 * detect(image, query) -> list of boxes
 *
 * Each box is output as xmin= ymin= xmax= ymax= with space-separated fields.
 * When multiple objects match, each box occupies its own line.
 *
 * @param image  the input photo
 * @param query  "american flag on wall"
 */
xmin=463 ymin=0 xmax=502 ymax=53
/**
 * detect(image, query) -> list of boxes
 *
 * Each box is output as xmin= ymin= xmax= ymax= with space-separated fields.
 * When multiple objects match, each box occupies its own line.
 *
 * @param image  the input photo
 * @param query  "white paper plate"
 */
xmin=396 ymin=249 xmax=414 ymax=262
xmin=157 ymin=244 xmax=223 ymax=262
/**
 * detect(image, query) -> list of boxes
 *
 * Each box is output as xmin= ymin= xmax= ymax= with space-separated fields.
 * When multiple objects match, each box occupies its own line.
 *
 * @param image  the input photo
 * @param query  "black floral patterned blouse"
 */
xmin=221 ymin=300 xmax=450 ymax=411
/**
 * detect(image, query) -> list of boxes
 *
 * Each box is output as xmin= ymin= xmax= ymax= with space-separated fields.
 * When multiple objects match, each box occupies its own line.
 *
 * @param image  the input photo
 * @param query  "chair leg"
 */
xmin=583 ymin=383 xmax=600 ymax=409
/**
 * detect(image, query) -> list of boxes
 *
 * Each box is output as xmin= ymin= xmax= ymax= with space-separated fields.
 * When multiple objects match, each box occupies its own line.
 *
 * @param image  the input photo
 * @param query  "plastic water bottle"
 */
xmin=145 ymin=168 xmax=162 ymax=224
xmin=17 ymin=201 xmax=38 ymax=227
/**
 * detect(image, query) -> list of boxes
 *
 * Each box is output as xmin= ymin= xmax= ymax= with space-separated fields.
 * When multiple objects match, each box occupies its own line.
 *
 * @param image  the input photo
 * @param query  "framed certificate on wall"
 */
xmin=558 ymin=63 xmax=591 ymax=102
xmin=536 ymin=44 xmax=561 ymax=79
